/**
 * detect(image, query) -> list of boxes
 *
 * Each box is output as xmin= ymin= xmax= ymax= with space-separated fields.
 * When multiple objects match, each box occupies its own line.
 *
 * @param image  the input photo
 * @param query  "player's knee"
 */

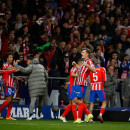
xmin=7 ymin=97 xmax=13 ymax=103
xmin=102 ymin=101 xmax=107 ymax=107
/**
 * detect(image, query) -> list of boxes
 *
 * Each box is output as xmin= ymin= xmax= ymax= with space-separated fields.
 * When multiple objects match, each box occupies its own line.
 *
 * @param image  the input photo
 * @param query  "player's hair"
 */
xmin=93 ymin=59 xmax=100 ymax=65
xmin=78 ymin=58 xmax=84 ymax=63
xmin=5 ymin=51 xmax=13 ymax=59
xmin=82 ymin=48 xmax=91 ymax=54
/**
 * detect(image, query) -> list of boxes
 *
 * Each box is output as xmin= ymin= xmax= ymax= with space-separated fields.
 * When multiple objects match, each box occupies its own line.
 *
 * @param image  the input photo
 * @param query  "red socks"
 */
xmin=78 ymin=103 xmax=84 ymax=119
xmin=62 ymin=104 xmax=71 ymax=117
xmin=83 ymin=103 xmax=91 ymax=115
xmin=72 ymin=105 xmax=77 ymax=120
xmin=0 ymin=100 xmax=9 ymax=113
xmin=100 ymin=108 xmax=105 ymax=116
xmin=7 ymin=103 xmax=12 ymax=118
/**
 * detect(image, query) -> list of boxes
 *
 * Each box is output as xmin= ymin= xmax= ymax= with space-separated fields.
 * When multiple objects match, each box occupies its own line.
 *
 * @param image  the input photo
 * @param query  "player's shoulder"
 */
xmin=71 ymin=66 xmax=77 ymax=71
xmin=2 ymin=62 xmax=9 ymax=68
xmin=86 ymin=59 xmax=92 ymax=63
xmin=99 ymin=67 xmax=106 ymax=73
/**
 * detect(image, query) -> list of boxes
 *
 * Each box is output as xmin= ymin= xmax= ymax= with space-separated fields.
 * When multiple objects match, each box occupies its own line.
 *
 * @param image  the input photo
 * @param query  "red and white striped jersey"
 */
xmin=89 ymin=66 xmax=107 ymax=91
xmin=69 ymin=66 xmax=78 ymax=86
xmin=77 ymin=59 xmax=95 ymax=86
xmin=2 ymin=62 xmax=14 ymax=87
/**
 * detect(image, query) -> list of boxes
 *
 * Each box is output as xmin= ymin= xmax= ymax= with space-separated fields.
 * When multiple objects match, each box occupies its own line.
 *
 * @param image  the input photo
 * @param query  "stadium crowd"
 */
xmin=0 ymin=0 xmax=130 ymax=108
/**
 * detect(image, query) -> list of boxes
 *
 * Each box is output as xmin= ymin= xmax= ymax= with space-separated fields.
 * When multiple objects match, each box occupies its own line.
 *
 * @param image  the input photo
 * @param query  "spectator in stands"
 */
xmin=49 ymin=64 xmax=60 ymax=89
xmin=98 ymin=38 xmax=105 ymax=54
xmin=104 ymin=65 xmax=118 ymax=107
xmin=122 ymin=69 xmax=130 ymax=107
xmin=83 ymin=38 xmax=94 ymax=52
xmin=52 ymin=26 xmax=63 ymax=44
xmin=120 ymin=34 xmax=129 ymax=53
xmin=120 ymin=54 xmax=130 ymax=79
xmin=43 ymin=8 xmax=58 ymax=26
xmin=69 ymin=47 xmax=81 ymax=68
xmin=116 ymin=42 xmax=123 ymax=61
xmin=91 ymin=17 xmax=101 ymax=35
xmin=59 ymin=53 xmax=70 ymax=77
xmin=107 ymin=52 xmax=121 ymax=77
xmin=95 ymin=44 xmax=104 ymax=58
xmin=43 ymin=46 xmax=54 ymax=71
xmin=59 ymin=77 xmax=69 ymax=106
xmin=14 ymin=37 xmax=23 ymax=53
xmin=8 ymin=42 xmax=19 ymax=60
xmin=15 ymin=13 xmax=23 ymax=30
xmin=95 ymin=49 xmax=105 ymax=67
xmin=107 ymin=16 xmax=116 ymax=38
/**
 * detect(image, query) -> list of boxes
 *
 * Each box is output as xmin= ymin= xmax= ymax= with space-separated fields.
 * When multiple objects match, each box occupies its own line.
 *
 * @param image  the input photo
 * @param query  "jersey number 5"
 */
xmin=93 ymin=72 xmax=98 ymax=81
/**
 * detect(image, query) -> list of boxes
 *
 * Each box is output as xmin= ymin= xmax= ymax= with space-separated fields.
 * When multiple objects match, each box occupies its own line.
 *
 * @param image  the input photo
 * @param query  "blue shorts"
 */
xmin=3 ymin=86 xmax=15 ymax=97
xmin=67 ymin=84 xmax=76 ymax=100
xmin=76 ymin=85 xmax=87 ymax=98
xmin=89 ymin=90 xmax=106 ymax=102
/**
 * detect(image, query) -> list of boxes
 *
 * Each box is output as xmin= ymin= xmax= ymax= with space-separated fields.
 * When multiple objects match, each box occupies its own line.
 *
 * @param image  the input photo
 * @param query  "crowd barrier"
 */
xmin=0 ymin=75 xmax=124 ymax=107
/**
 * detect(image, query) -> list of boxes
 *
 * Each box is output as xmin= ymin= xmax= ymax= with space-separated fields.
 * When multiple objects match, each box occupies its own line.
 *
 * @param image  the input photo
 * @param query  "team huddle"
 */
xmin=0 ymin=48 xmax=107 ymax=123
xmin=60 ymin=48 xmax=107 ymax=123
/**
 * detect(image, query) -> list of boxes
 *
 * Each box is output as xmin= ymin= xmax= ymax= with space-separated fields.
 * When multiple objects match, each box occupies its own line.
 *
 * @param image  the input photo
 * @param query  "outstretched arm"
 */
xmin=18 ymin=65 xmax=33 ymax=74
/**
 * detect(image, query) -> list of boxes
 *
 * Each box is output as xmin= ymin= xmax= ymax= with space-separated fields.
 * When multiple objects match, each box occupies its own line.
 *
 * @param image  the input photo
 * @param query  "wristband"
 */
xmin=15 ymin=64 xmax=19 ymax=68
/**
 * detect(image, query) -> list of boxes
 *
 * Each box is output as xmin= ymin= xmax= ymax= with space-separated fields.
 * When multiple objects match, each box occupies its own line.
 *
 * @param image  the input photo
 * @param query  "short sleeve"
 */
xmin=2 ymin=63 xmax=8 ymax=70
xmin=103 ymin=67 xmax=107 ymax=81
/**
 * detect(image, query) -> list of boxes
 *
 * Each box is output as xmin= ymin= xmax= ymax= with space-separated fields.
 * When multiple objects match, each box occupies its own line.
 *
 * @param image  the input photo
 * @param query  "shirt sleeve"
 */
xmin=70 ymin=67 xmax=77 ymax=74
xmin=102 ymin=67 xmax=107 ymax=82
xmin=2 ymin=63 xmax=8 ymax=70
xmin=88 ymin=60 xmax=95 ymax=68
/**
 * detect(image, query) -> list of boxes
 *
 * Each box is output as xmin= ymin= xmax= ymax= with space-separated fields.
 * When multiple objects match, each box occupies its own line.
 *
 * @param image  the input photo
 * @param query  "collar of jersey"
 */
xmin=95 ymin=65 xmax=99 ymax=67
xmin=84 ymin=58 xmax=90 ymax=62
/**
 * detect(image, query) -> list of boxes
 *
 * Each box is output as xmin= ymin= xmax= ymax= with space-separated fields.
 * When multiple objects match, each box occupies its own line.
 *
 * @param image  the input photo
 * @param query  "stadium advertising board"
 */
xmin=1 ymin=105 xmax=61 ymax=119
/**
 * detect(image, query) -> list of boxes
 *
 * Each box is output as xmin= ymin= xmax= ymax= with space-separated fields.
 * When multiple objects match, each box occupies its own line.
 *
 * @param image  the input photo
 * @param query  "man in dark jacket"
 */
xmin=104 ymin=65 xmax=118 ymax=107
xmin=122 ymin=70 xmax=130 ymax=107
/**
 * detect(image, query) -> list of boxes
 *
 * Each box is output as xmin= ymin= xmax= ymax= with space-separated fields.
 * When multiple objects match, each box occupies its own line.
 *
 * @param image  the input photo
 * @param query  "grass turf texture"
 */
xmin=0 ymin=119 xmax=129 ymax=130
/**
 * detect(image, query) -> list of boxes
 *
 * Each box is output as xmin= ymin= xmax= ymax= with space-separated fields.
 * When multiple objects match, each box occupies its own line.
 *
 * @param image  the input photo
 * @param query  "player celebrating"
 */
xmin=60 ymin=59 xmax=83 ymax=122
xmin=0 ymin=52 xmax=18 ymax=120
xmin=74 ymin=48 xmax=96 ymax=123
xmin=89 ymin=59 xmax=107 ymax=123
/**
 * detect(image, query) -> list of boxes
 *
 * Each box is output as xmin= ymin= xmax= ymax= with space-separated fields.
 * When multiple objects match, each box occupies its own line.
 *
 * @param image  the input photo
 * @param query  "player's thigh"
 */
xmin=4 ymin=86 xmax=15 ymax=97
xmin=76 ymin=85 xmax=87 ymax=98
xmin=96 ymin=90 xmax=106 ymax=102
xmin=67 ymin=84 xmax=76 ymax=100
xmin=89 ymin=91 xmax=96 ymax=102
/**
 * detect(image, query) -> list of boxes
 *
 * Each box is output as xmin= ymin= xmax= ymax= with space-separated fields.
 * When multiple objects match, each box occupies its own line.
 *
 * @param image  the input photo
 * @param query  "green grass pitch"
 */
xmin=0 ymin=119 xmax=129 ymax=130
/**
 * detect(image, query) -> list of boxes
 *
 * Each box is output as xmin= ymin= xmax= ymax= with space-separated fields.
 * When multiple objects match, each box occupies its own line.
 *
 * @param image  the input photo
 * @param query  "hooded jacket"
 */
xmin=19 ymin=58 xmax=48 ymax=97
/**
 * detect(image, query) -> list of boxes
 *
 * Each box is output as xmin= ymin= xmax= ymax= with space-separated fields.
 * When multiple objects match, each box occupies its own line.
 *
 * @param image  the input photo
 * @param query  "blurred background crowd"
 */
xmin=0 ymin=0 xmax=130 ymax=107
